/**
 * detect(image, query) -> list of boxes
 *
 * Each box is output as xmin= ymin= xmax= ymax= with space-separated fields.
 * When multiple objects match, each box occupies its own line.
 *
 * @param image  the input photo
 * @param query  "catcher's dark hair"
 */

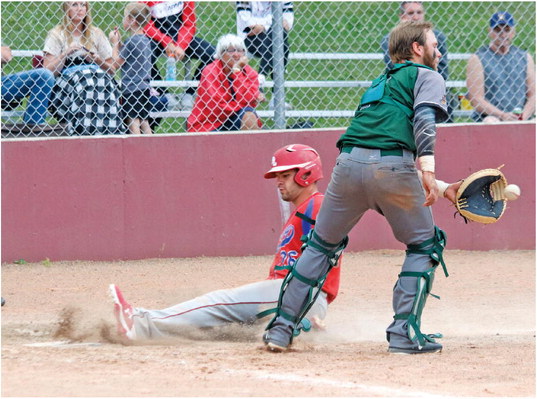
xmin=389 ymin=20 xmax=434 ymax=64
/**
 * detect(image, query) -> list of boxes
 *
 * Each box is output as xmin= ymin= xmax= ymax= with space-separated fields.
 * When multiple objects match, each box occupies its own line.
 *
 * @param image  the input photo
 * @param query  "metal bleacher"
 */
xmin=2 ymin=50 xmax=473 ymax=123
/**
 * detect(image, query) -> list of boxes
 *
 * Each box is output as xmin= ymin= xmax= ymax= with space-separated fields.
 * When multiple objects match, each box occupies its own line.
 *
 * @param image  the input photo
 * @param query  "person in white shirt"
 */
xmin=236 ymin=1 xmax=294 ymax=110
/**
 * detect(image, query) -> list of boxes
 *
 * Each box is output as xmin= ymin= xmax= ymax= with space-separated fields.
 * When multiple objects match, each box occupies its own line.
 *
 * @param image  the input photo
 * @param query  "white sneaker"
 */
xmin=269 ymin=97 xmax=293 ymax=110
xmin=180 ymin=93 xmax=195 ymax=110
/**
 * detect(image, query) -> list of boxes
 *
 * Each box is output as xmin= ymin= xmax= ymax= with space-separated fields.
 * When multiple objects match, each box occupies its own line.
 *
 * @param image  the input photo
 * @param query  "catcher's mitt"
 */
xmin=455 ymin=167 xmax=509 ymax=224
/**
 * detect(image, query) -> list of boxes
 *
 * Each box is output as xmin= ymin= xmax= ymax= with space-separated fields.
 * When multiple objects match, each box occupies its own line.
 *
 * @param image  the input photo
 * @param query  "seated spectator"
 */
xmin=466 ymin=11 xmax=535 ymax=123
xmin=142 ymin=1 xmax=216 ymax=111
xmin=380 ymin=1 xmax=452 ymax=121
xmin=110 ymin=3 xmax=153 ymax=135
xmin=43 ymin=1 xmax=125 ymax=135
xmin=1 ymin=45 xmax=59 ymax=136
xmin=187 ymin=34 xmax=264 ymax=133
xmin=236 ymin=1 xmax=294 ymax=110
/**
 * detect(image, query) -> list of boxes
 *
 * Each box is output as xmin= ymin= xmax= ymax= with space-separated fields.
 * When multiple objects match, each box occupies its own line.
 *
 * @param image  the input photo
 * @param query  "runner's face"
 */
xmin=274 ymin=170 xmax=303 ymax=203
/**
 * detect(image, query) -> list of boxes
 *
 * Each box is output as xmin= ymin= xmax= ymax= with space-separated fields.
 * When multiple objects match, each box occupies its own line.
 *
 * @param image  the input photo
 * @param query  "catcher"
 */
xmin=263 ymin=21 xmax=519 ymax=355
xmin=263 ymin=21 xmax=462 ymax=355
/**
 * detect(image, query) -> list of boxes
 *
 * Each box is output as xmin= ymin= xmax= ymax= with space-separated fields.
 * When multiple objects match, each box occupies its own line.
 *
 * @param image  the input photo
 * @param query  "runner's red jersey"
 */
xmin=268 ymin=192 xmax=341 ymax=303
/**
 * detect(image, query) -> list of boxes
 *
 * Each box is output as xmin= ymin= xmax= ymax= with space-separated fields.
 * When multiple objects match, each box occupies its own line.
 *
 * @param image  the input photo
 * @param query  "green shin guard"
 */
xmin=263 ymin=230 xmax=348 ymax=339
xmin=395 ymin=226 xmax=448 ymax=347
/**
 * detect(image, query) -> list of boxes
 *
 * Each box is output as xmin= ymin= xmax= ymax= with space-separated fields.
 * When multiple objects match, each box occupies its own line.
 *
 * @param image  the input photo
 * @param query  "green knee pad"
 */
xmin=395 ymin=226 xmax=449 ymax=347
xmin=262 ymin=230 xmax=348 ymax=339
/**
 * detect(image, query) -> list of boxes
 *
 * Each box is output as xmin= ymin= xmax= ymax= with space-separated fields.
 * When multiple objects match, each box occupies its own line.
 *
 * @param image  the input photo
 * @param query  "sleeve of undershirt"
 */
xmin=413 ymin=105 xmax=437 ymax=157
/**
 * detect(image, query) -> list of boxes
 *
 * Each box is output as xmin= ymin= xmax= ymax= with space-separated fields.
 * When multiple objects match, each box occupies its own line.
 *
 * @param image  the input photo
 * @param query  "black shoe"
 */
xmin=388 ymin=341 xmax=442 ymax=354
xmin=263 ymin=332 xmax=290 ymax=353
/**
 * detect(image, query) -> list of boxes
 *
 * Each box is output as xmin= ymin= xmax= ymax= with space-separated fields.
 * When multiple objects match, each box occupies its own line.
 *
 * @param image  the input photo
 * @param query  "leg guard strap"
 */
xmin=394 ymin=312 xmax=443 ymax=345
xmin=406 ymin=226 xmax=448 ymax=277
xmin=263 ymin=231 xmax=348 ymax=339
xmin=302 ymin=230 xmax=346 ymax=267
xmin=395 ymin=266 xmax=442 ymax=347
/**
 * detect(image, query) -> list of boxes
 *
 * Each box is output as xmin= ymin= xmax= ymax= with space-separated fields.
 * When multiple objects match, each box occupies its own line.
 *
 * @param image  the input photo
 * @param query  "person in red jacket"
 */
xmin=187 ymin=34 xmax=264 ymax=132
xmin=141 ymin=1 xmax=215 ymax=109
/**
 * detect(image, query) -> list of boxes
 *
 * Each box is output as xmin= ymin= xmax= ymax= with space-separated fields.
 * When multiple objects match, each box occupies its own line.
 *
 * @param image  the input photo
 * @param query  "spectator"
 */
xmin=236 ymin=1 xmax=294 ymax=110
xmin=109 ymin=3 xmax=153 ymax=135
xmin=466 ymin=11 xmax=536 ymax=123
xmin=142 ymin=1 xmax=216 ymax=111
xmin=380 ymin=2 xmax=453 ymax=122
xmin=1 ymin=45 xmax=59 ymax=135
xmin=43 ymin=1 xmax=125 ymax=135
xmin=109 ymin=144 xmax=339 ymax=341
xmin=187 ymin=34 xmax=264 ymax=133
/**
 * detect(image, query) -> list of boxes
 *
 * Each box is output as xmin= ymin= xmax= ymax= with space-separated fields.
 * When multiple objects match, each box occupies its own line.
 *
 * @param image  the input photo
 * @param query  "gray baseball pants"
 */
xmin=131 ymin=279 xmax=327 ymax=340
xmin=268 ymin=146 xmax=437 ymax=347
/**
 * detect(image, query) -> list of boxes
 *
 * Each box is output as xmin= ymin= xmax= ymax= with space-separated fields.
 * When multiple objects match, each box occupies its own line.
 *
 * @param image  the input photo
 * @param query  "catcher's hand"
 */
xmin=455 ymin=166 xmax=517 ymax=224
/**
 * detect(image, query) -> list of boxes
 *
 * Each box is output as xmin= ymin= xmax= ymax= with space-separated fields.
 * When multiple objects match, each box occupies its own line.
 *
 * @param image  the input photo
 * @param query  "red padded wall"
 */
xmin=2 ymin=123 xmax=535 ymax=262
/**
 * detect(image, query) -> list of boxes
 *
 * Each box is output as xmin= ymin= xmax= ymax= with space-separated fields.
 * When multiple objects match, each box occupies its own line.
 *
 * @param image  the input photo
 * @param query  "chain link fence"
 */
xmin=1 ymin=1 xmax=535 ymax=137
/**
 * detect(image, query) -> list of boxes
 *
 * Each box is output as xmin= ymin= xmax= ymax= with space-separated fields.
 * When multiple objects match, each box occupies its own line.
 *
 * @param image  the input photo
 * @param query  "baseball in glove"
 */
xmin=455 ymin=166 xmax=519 ymax=224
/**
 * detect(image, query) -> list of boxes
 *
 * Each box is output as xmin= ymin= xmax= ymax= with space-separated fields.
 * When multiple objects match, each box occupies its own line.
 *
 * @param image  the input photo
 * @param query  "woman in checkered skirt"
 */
xmin=43 ymin=1 xmax=125 ymax=135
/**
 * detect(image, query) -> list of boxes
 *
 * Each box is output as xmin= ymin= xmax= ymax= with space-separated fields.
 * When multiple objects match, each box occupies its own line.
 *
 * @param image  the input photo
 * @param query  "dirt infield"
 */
xmin=2 ymin=250 xmax=535 ymax=397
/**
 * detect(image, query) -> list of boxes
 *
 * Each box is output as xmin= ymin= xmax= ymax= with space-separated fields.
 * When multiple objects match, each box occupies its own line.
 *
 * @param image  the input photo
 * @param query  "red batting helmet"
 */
xmin=264 ymin=144 xmax=323 ymax=186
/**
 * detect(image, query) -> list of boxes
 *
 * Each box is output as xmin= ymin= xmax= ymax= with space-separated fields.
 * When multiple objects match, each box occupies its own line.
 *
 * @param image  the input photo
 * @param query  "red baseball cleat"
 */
xmin=109 ymin=284 xmax=136 ymax=340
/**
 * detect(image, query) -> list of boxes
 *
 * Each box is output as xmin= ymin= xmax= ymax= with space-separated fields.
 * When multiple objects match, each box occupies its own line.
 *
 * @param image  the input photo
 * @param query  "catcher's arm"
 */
xmin=439 ymin=179 xmax=463 ymax=204
xmin=417 ymin=171 xmax=462 ymax=205
xmin=421 ymin=171 xmax=438 ymax=206
xmin=414 ymin=106 xmax=439 ymax=206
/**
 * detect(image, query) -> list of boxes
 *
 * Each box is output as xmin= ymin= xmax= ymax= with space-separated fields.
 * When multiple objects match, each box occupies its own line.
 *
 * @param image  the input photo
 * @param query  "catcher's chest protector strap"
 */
xmin=295 ymin=211 xmax=316 ymax=226
xmin=263 ymin=231 xmax=348 ymax=340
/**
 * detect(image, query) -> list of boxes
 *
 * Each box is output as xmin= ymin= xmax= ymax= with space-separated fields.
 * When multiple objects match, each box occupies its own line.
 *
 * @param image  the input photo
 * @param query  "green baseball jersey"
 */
xmin=337 ymin=62 xmax=448 ymax=153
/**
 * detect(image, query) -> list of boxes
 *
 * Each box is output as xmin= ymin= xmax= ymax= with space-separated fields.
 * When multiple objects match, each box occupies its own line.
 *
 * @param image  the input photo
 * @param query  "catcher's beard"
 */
xmin=423 ymin=48 xmax=439 ymax=71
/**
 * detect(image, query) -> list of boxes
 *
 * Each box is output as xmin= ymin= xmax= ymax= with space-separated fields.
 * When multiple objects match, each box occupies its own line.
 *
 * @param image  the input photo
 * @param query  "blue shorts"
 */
xmin=214 ymin=107 xmax=258 ymax=132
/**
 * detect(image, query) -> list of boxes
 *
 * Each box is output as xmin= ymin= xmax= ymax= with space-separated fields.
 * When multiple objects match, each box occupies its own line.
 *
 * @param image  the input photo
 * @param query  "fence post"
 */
xmin=272 ymin=1 xmax=285 ymax=129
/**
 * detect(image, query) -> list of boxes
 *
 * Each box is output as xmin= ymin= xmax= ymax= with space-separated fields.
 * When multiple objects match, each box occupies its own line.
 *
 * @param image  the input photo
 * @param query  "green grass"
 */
xmin=1 ymin=1 xmax=535 ymax=131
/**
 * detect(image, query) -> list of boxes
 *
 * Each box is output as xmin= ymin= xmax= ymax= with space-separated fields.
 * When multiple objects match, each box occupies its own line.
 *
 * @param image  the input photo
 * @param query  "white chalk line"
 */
xmin=24 ymin=340 xmax=102 ymax=347
xmin=224 ymin=368 xmax=450 ymax=397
